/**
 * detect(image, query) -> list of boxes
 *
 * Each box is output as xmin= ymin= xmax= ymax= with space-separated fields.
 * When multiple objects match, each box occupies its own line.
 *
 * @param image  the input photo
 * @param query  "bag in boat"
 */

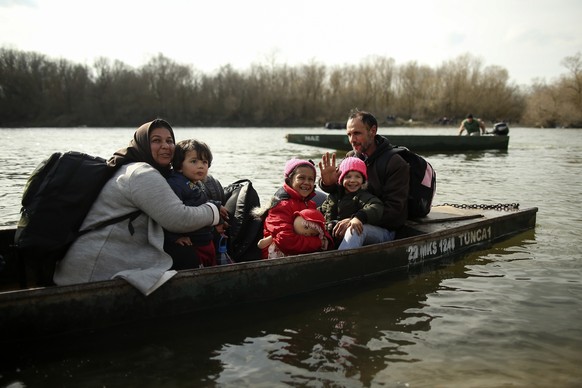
xmin=203 ymin=174 xmax=226 ymax=205
xmin=374 ymin=146 xmax=437 ymax=218
xmin=14 ymin=151 xmax=139 ymax=286
xmin=223 ymin=179 xmax=263 ymax=262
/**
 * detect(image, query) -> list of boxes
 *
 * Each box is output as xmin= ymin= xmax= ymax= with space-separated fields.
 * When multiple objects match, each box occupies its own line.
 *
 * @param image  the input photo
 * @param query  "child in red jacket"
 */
xmin=259 ymin=159 xmax=334 ymax=259
xmin=258 ymin=208 xmax=332 ymax=258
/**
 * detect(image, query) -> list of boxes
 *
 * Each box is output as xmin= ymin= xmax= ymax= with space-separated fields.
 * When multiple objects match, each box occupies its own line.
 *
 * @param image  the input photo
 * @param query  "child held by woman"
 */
xmin=165 ymin=139 xmax=229 ymax=268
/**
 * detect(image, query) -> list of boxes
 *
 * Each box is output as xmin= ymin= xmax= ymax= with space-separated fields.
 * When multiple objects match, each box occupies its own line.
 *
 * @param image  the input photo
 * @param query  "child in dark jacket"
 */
xmin=165 ymin=139 xmax=229 ymax=268
xmin=319 ymin=157 xmax=394 ymax=250
xmin=259 ymin=158 xmax=334 ymax=259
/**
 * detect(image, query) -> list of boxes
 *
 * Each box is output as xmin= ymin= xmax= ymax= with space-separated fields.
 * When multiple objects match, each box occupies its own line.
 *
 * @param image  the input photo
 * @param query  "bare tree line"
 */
xmin=1 ymin=48 xmax=581 ymax=128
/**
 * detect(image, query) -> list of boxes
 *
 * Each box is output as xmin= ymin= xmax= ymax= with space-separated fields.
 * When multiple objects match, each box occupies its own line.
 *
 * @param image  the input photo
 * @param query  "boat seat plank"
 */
xmin=411 ymin=206 xmax=484 ymax=224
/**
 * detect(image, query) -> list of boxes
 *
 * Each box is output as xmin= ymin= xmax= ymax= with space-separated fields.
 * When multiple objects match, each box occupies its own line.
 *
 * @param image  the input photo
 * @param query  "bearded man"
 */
xmin=319 ymin=109 xmax=410 ymax=238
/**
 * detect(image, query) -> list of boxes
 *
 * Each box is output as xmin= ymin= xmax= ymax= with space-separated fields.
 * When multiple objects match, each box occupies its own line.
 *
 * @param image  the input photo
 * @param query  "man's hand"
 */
xmin=318 ymin=152 xmax=339 ymax=186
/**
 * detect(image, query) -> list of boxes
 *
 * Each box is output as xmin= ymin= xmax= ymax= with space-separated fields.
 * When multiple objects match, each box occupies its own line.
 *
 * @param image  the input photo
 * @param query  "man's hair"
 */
xmin=348 ymin=108 xmax=378 ymax=130
xmin=172 ymin=139 xmax=213 ymax=169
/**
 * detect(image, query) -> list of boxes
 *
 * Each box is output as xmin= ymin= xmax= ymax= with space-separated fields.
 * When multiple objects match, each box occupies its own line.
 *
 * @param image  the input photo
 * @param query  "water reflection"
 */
xmin=208 ymin=232 xmax=539 ymax=386
xmin=0 ymin=230 xmax=532 ymax=387
xmin=422 ymin=149 xmax=508 ymax=162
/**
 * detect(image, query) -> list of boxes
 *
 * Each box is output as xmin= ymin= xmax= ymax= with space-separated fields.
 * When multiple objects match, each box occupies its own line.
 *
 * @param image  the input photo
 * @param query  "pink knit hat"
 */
xmin=338 ymin=157 xmax=367 ymax=183
xmin=284 ymin=159 xmax=316 ymax=179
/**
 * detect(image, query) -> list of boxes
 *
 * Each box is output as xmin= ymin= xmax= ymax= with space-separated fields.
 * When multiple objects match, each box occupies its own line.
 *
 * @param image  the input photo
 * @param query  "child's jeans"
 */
xmin=338 ymin=224 xmax=395 ymax=250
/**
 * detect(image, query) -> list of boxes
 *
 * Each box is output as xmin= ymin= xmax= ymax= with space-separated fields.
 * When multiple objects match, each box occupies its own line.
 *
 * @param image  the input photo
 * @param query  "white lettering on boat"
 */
xmin=407 ymin=238 xmax=451 ymax=264
xmin=439 ymin=236 xmax=456 ymax=254
xmin=419 ymin=241 xmax=438 ymax=257
xmin=457 ymin=226 xmax=492 ymax=247
xmin=406 ymin=226 xmax=491 ymax=265
xmin=305 ymin=135 xmax=320 ymax=141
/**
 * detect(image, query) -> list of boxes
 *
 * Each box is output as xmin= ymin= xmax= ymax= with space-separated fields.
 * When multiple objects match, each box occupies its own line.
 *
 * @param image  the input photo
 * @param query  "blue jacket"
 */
xmin=165 ymin=172 xmax=221 ymax=244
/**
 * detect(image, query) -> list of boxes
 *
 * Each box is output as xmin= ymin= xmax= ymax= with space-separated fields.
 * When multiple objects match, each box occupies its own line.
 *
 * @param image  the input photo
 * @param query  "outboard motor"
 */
xmin=324 ymin=122 xmax=345 ymax=129
xmin=492 ymin=122 xmax=509 ymax=136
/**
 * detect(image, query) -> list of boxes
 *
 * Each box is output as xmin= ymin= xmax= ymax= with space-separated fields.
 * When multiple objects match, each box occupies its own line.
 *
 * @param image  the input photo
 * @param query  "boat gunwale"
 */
xmin=0 ymin=207 xmax=538 ymax=302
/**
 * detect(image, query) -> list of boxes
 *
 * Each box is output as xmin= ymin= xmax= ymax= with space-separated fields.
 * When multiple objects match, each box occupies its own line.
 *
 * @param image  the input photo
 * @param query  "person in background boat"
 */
xmin=53 ymin=119 xmax=221 ymax=295
xmin=257 ymin=208 xmax=331 ymax=258
xmin=320 ymin=157 xmax=391 ymax=249
xmin=165 ymin=139 xmax=230 ymax=268
xmin=458 ymin=113 xmax=486 ymax=136
xmin=258 ymin=158 xmax=334 ymax=259
xmin=319 ymin=109 xmax=409 ymax=239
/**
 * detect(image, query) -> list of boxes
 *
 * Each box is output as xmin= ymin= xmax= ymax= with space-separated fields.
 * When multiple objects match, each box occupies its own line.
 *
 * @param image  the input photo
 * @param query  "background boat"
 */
xmin=286 ymin=133 xmax=509 ymax=152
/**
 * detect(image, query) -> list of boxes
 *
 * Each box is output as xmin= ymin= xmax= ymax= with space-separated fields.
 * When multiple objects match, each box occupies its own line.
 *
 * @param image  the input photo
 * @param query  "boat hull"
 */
xmin=286 ymin=133 xmax=509 ymax=152
xmin=0 ymin=206 xmax=536 ymax=342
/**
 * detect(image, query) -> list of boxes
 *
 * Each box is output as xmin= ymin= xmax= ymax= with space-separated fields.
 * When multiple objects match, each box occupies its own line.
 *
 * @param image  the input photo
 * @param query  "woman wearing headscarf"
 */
xmin=53 ymin=119 xmax=220 ymax=295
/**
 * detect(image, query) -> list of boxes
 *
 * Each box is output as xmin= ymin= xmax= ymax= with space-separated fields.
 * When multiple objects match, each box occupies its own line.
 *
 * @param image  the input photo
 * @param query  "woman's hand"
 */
xmin=219 ymin=205 xmax=230 ymax=220
xmin=175 ymin=236 xmax=192 ymax=246
xmin=215 ymin=222 xmax=229 ymax=234
xmin=318 ymin=152 xmax=339 ymax=186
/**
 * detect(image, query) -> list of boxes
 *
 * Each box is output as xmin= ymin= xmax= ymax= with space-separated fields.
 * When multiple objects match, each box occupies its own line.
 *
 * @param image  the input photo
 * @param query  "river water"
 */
xmin=0 ymin=126 xmax=581 ymax=387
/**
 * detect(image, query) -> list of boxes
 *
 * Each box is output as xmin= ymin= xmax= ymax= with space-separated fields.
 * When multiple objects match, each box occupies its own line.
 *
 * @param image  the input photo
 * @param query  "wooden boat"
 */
xmin=0 ymin=205 xmax=536 ymax=342
xmin=286 ymin=133 xmax=510 ymax=152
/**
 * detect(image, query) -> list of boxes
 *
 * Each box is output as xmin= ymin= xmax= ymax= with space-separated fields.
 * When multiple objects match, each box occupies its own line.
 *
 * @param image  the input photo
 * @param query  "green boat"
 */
xmin=0 ymin=205 xmax=536 ymax=342
xmin=286 ymin=133 xmax=510 ymax=152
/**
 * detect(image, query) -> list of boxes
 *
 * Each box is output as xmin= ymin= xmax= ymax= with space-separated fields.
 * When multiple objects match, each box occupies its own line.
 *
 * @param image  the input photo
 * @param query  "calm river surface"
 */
xmin=0 ymin=126 xmax=581 ymax=387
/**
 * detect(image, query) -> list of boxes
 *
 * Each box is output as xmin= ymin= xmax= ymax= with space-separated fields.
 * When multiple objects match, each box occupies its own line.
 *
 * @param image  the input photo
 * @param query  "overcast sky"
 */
xmin=1 ymin=0 xmax=581 ymax=86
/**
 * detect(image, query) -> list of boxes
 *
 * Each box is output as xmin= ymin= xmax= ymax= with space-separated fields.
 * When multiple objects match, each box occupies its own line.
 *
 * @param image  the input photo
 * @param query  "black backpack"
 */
xmin=223 ymin=179 xmax=263 ymax=262
xmin=373 ymin=146 xmax=436 ymax=218
xmin=14 ymin=151 xmax=140 ymax=286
